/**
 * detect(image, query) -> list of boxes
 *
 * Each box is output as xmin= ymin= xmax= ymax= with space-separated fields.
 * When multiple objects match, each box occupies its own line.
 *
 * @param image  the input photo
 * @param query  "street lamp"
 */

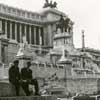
xmin=81 ymin=30 xmax=85 ymax=69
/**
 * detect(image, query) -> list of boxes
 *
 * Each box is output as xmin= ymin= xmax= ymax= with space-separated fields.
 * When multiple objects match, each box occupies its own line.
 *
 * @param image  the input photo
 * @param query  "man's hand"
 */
xmin=22 ymin=80 xmax=27 ymax=82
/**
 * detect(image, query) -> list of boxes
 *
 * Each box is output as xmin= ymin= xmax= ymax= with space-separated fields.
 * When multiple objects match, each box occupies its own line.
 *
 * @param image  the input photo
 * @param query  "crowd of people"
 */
xmin=8 ymin=60 xmax=39 ymax=96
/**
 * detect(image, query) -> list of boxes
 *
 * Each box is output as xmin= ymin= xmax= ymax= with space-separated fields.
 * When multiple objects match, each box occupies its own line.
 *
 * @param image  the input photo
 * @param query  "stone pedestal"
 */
xmin=16 ymin=43 xmax=32 ymax=71
xmin=16 ymin=42 xmax=33 ymax=71
xmin=16 ymin=55 xmax=31 ymax=71
xmin=57 ymin=48 xmax=72 ymax=95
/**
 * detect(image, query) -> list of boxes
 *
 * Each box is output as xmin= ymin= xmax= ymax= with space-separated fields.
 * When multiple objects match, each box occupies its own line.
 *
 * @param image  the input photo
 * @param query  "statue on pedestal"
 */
xmin=16 ymin=35 xmax=28 ymax=56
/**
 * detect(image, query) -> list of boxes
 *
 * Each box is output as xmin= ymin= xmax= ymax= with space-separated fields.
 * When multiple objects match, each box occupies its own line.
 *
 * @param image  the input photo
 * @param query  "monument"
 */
xmin=16 ymin=35 xmax=32 ymax=70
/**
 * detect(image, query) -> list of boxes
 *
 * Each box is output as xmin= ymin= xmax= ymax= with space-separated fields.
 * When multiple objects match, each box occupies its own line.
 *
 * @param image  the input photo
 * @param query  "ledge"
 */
xmin=0 ymin=96 xmax=57 ymax=100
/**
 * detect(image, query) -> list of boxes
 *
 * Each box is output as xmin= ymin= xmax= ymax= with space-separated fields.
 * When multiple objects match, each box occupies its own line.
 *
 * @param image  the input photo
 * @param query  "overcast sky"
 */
xmin=0 ymin=0 xmax=100 ymax=49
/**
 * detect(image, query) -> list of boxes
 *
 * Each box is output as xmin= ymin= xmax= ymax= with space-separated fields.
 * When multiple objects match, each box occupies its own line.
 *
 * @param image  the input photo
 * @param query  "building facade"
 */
xmin=0 ymin=3 xmax=71 ymax=64
xmin=1 ymin=2 xmax=100 ymax=95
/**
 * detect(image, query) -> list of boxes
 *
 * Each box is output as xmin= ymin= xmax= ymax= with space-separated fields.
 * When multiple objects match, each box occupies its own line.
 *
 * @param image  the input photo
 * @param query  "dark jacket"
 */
xmin=21 ymin=67 xmax=32 ymax=80
xmin=9 ymin=65 xmax=20 ymax=85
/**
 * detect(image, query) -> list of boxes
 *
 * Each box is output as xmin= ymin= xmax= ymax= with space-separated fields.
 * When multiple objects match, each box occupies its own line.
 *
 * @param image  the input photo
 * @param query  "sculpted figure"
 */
xmin=56 ymin=15 xmax=64 ymax=33
xmin=43 ymin=0 xmax=49 ymax=8
xmin=43 ymin=0 xmax=57 ymax=8
xmin=53 ymin=1 xmax=57 ymax=8
xmin=50 ymin=1 xmax=57 ymax=8
xmin=64 ymin=17 xmax=70 ymax=32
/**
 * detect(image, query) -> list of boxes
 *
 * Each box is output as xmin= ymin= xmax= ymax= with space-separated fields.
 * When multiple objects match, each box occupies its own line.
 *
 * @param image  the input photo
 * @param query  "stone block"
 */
xmin=0 ymin=96 xmax=57 ymax=100
xmin=0 ymin=81 xmax=25 ymax=97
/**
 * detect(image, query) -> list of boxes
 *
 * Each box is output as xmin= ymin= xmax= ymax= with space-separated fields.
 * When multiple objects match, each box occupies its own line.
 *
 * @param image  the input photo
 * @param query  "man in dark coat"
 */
xmin=21 ymin=62 xmax=39 ymax=96
xmin=8 ymin=60 xmax=20 ymax=96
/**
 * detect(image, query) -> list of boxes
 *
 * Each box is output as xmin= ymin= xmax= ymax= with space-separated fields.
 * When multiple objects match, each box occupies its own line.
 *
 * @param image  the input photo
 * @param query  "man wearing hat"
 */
xmin=8 ymin=60 xmax=20 ymax=96
xmin=21 ymin=61 xmax=39 ymax=96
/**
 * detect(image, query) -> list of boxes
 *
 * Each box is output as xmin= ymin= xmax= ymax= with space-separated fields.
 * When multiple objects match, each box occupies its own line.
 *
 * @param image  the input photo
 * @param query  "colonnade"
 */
xmin=0 ymin=18 xmax=44 ymax=45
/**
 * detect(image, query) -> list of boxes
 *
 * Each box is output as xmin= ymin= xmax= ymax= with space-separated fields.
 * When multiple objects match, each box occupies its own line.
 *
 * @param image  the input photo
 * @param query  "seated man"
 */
xmin=21 ymin=62 xmax=39 ymax=96
xmin=8 ymin=60 xmax=20 ymax=96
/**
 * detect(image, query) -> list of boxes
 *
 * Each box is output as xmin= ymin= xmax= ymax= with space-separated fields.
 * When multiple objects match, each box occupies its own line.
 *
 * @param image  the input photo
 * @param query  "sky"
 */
xmin=0 ymin=0 xmax=100 ymax=49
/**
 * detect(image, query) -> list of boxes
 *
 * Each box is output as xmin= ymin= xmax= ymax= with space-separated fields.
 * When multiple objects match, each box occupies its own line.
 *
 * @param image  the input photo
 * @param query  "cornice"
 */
xmin=0 ymin=12 xmax=44 ymax=25
xmin=0 ymin=3 xmax=68 ymax=25
xmin=39 ymin=8 xmax=67 ymax=17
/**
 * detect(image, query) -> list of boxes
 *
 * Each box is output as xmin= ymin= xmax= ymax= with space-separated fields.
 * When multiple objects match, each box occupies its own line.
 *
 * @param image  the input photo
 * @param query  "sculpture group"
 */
xmin=43 ymin=0 xmax=57 ymax=8
xmin=56 ymin=15 xmax=74 ymax=33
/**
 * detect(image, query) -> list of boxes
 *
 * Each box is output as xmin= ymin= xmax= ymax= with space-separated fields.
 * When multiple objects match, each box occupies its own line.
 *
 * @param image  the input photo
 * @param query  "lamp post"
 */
xmin=81 ymin=30 xmax=85 ymax=69
xmin=82 ymin=30 xmax=85 ymax=51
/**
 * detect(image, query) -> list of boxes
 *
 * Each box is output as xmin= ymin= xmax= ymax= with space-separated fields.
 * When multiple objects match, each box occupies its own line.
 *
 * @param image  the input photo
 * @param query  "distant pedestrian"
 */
xmin=8 ymin=60 xmax=20 ymax=96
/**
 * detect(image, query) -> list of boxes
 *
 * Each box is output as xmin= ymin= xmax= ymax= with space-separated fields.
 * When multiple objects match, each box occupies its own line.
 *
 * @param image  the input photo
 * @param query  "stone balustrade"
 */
xmin=1 ymin=62 xmax=100 ymax=80
xmin=0 ymin=4 xmax=44 ymax=22
xmin=72 ymin=73 xmax=100 ymax=79
xmin=54 ymin=32 xmax=71 ymax=39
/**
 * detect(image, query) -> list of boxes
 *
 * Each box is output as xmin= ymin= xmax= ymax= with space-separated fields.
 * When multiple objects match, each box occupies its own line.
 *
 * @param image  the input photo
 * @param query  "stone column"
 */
xmin=34 ymin=26 xmax=36 ymax=45
xmin=39 ymin=27 xmax=41 ymax=45
xmin=5 ymin=46 xmax=8 ymax=63
xmin=43 ymin=26 xmax=47 ymax=46
xmin=47 ymin=25 xmax=52 ymax=46
xmin=0 ymin=20 xmax=2 ymax=32
xmin=20 ymin=24 xmax=22 ymax=43
xmin=29 ymin=25 xmax=31 ymax=44
xmin=10 ymin=22 xmax=12 ymax=39
xmin=24 ymin=24 xmax=27 ymax=41
xmin=5 ymin=20 xmax=7 ymax=37
xmin=0 ymin=40 xmax=2 ymax=63
xmin=15 ymin=23 xmax=17 ymax=41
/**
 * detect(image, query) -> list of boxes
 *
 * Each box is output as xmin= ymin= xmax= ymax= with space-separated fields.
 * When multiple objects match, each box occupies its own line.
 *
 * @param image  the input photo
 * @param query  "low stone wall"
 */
xmin=0 ymin=81 xmax=25 ymax=97
xmin=60 ymin=78 xmax=99 ymax=94
xmin=0 ymin=96 xmax=57 ymax=100
xmin=0 ymin=78 xmax=100 ymax=97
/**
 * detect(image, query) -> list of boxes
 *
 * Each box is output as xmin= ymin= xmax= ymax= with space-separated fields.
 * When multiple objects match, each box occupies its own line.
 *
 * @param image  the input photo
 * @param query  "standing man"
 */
xmin=8 ymin=60 xmax=20 ymax=96
xmin=21 ymin=62 xmax=39 ymax=96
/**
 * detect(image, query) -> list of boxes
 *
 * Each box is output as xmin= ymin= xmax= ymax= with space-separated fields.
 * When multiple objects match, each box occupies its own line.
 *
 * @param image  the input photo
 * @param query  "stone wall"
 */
xmin=0 ymin=96 xmax=57 ymax=100
xmin=0 ymin=78 xmax=100 ymax=97
xmin=0 ymin=81 xmax=25 ymax=97
xmin=60 ymin=78 xmax=99 ymax=94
